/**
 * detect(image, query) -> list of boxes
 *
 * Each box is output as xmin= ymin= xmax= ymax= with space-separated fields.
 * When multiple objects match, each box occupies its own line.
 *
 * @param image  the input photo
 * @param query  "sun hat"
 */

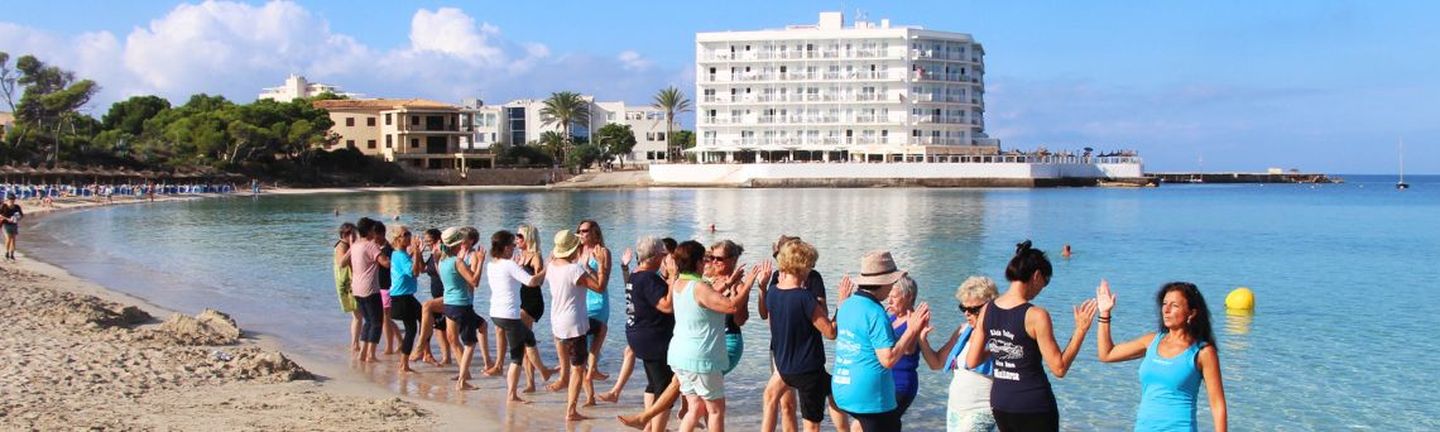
xmin=854 ymin=250 xmax=905 ymax=286
xmin=441 ymin=227 xmax=465 ymax=248
xmin=552 ymin=229 xmax=581 ymax=258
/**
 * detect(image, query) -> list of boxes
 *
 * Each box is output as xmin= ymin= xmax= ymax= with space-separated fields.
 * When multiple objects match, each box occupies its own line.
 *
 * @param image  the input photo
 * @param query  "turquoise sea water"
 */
xmin=27 ymin=175 xmax=1440 ymax=430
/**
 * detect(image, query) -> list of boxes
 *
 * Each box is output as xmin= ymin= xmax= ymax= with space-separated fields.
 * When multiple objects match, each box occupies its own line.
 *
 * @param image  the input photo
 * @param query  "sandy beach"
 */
xmin=0 ymin=192 xmax=514 ymax=431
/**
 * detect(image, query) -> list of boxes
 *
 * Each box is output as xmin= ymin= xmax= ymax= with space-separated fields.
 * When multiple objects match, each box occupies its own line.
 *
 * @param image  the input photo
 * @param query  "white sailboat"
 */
xmin=1397 ymin=138 xmax=1410 ymax=190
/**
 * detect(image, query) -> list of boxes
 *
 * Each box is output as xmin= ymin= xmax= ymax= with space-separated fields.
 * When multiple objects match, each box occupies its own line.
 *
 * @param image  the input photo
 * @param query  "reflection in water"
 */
xmin=1223 ymin=309 xmax=1254 ymax=355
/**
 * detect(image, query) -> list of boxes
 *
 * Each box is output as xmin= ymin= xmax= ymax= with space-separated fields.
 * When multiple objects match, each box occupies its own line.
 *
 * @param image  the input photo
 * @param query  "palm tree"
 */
xmin=652 ymin=86 xmax=692 ymax=162
xmin=536 ymin=131 xmax=567 ymax=165
xmin=539 ymin=91 xmax=590 ymax=159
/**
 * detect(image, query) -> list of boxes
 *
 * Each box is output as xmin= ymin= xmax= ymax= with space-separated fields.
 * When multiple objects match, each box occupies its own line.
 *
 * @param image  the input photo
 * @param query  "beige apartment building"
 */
xmin=313 ymin=99 xmax=493 ymax=170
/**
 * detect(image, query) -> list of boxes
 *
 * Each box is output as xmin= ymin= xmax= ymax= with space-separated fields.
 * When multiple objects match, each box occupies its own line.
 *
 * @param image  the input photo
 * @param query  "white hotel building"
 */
xmin=694 ymin=12 xmax=999 ymax=163
xmin=464 ymin=97 xmax=671 ymax=164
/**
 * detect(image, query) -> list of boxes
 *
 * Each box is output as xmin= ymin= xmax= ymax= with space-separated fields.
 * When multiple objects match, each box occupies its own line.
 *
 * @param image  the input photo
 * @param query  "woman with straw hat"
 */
xmin=831 ymin=251 xmax=931 ymax=431
xmin=546 ymin=229 xmax=605 ymax=421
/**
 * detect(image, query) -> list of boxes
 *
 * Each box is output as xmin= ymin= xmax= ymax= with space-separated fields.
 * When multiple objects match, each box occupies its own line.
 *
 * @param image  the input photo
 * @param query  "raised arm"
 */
xmin=1029 ymin=299 xmax=1097 ymax=378
xmin=753 ymin=261 xmax=774 ymax=319
xmin=594 ymin=246 xmax=613 ymax=292
xmin=334 ymin=242 xmax=351 ymax=268
xmin=407 ymin=246 xmax=423 ymax=277
xmin=619 ymin=248 xmax=634 ymax=284
xmin=921 ymin=324 xmax=962 ymax=370
xmin=695 ymin=280 xmax=750 ymax=315
xmin=1095 ymin=280 xmax=1152 ymax=362
xmin=963 ymin=305 xmax=990 ymax=369
xmin=809 ymin=301 xmax=837 ymax=340
xmin=875 ymin=303 xmax=930 ymax=368
xmin=1199 ymin=346 xmax=1228 ymax=432
xmin=456 ymin=253 xmax=482 ymax=290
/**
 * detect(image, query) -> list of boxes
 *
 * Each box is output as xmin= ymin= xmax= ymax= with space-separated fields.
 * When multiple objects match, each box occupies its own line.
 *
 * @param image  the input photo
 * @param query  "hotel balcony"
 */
xmin=700 ymin=49 xmax=906 ymax=63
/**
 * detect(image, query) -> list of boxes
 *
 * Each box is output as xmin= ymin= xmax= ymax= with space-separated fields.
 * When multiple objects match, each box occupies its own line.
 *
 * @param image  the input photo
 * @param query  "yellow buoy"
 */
xmin=1226 ymin=287 xmax=1255 ymax=311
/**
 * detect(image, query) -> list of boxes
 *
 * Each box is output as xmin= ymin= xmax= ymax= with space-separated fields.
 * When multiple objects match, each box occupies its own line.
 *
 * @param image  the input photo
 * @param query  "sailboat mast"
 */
xmin=1399 ymin=138 xmax=1405 ymax=182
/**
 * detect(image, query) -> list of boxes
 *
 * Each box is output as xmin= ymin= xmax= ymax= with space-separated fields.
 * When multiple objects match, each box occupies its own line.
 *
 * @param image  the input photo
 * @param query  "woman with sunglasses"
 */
xmin=1095 ymin=281 xmax=1227 ymax=432
xmin=920 ymin=276 xmax=1000 ymax=431
xmin=882 ymin=275 xmax=924 ymax=420
xmin=576 ymin=219 xmax=614 ymax=405
xmin=965 ymin=241 xmax=1097 ymax=431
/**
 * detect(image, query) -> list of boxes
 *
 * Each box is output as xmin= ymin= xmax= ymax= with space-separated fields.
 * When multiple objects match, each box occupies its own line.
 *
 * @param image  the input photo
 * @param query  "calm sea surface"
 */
xmin=28 ymin=175 xmax=1440 ymax=430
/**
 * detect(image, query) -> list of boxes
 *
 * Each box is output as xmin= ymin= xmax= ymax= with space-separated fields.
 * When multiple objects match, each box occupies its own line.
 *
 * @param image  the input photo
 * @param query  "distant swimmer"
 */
xmin=1062 ymin=244 xmax=1073 ymax=259
xmin=334 ymin=208 xmax=340 ymax=217
xmin=393 ymin=214 xmax=401 ymax=221
xmin=709 ymin=223 xmax=717 ymax=233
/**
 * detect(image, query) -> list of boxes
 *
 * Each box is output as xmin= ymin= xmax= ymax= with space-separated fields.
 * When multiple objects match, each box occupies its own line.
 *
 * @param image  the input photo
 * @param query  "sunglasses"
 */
xmin=577 ymin=228 xmax=591 ymax=234
xmin=960 ymin=304 xmax=983 ymax=315
xmin=704 ymin=255 xmax=727 ymax=263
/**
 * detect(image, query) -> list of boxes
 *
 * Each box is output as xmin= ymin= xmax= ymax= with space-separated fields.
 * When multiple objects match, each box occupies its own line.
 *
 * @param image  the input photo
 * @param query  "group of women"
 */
xmin=332 ymin=218 xmax=1228 ymax=432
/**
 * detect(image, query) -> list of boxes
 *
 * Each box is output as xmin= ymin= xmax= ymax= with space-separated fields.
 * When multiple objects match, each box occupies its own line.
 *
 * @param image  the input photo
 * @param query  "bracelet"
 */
xmin=1098 ymin=316 xmax=1111 ymax=323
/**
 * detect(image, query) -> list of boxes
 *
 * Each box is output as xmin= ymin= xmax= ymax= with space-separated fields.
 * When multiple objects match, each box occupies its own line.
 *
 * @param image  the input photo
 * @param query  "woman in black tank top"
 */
xmin=964 ymin=241 xmax=1098 ymax=432
xmin=514 ymin=224 xmax=552 ymax=392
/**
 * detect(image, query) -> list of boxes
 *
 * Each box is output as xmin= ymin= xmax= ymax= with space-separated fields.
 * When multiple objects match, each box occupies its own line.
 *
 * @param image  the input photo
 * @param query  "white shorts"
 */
xmin=675 ymin=369 xmax=725 ymax=401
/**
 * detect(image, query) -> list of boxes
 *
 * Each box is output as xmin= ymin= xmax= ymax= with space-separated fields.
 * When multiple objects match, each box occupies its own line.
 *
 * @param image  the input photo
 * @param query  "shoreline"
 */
xmin=6 ymin=194 xmax=498 ymax=430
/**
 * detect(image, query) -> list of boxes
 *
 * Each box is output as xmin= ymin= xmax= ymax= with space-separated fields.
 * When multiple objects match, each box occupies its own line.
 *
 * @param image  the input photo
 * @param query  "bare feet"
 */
xmin=456 ymin=381 xmax=477 ymax=391
xmin=522 ymin=384 xmax=537 ymax=393
xmin=546 ymin=380 xmax=568 ymax=392
xmin=399 ymin=366 xmax=415 ymax=374
xmin=616 ymin=415 xmax=647 ymax=430
xmin=542 ymin=367 xmax=559 ymax=381
xmin=592 ymin=370 xmax=610 ymax=381
xmin=507 ymin=396 xmax=531 ymax=404
xmin=597 ymin=391 xmax=620 ymax=403
xmin=566 ymin=412 xmax=591 ymax=422
xmin=583 ymin=398 xmax=598 ymax=407
xmin=482 ymin=367 xmax=503 ymax=377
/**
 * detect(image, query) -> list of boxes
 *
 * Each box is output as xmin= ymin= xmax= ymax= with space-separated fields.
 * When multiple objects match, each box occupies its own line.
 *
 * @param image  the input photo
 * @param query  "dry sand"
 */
xmin=0 ymin=260 xmax=454 ymax=431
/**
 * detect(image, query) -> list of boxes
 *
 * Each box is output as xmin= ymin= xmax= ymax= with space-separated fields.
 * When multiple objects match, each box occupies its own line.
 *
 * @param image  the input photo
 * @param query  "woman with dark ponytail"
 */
xmin=965 ymin=240 xmax=1098 ymax=431
xmin=1095 ymin=281 xmax=1228 ymax=431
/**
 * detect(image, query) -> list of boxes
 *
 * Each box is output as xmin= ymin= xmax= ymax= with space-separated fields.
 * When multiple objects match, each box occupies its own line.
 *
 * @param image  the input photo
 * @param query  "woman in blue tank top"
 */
xmin=965 ymin=241 xmax=1098 ymax=432
xmin=1095 ymin=281 xmax=1228 ymax=432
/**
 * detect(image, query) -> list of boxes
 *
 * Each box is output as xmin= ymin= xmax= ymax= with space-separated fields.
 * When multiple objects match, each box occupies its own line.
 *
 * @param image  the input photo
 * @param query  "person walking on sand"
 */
xmin=1094 ymin=281 xmax=1228 ymax=431
xmin=514 ymin=223 xmax=553 ymax=392
xmin=545 ymin=229 xmax=606 ymax=421
xmin=333 ymin=223 xmax=361 ymax=353
xmin=919 ymin=276 xmax=1001 ymax=432
xmin=484 ymin=229 xmax=555 ymax=403
xmin=1 ymin=193 xmax=24 ymax=261
xmin=576 ymin=219 xmax=614 ymax=404
xmin=440 ymin=227 xmax=489 ymax=390
xmin=412 ymin=228 xmax=455 ymax=366
xmin=668 ymin=240 xmax=752 ymax=432
xmin=965 ymin=241 xmax=1098 ymax=431
xmin=387 ymin=226 xmax=425 ymax=373
xmin=346 ymin=218 xmax=391 ymax=363
xmin=767 ymin=239 xmax=850 ymax=432
xmin=831 ymin=251 xmax=931 ymax=431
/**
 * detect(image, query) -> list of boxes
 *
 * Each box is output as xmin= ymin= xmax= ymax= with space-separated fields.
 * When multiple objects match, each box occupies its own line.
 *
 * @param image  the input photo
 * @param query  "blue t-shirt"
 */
xmin=440 ymin=256 xmax=473 ymax=306
xmin=767 ymin=286 xmax=826 ymax=375
xmin=626 ymin=270 xmax=675 ymax=361
xmin=389 ymin=250 xmax=418 ymax=297
xmin=832 ymin=290 xmax=898 ymax=414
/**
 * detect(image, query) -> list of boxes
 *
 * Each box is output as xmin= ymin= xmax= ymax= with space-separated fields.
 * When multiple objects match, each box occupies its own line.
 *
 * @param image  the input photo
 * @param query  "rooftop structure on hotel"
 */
xmin=260 ymin=74 xmax=361 ymax=102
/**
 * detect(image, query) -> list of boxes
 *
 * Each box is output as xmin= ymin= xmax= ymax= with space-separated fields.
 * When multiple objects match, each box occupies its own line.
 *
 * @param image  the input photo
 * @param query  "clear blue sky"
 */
xmin=4 ymin=0 xmax=1436 ymax=173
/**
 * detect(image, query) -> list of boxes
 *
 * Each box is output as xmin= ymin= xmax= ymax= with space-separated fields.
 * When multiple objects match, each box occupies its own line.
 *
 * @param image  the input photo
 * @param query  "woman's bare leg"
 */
xmin=547 ymin=339 xmax=570 ymax=392
xmin=383 ymin=308 xmax=399 ymax=354
xmin=349 ymin=310 xmax=363 ymax=353
xmin=599 ymin=346 xmax=636 ymax=402
xmin=485 ymin=330 xmax=507 ymax=376
xmin=589 ymin=323 xmax=610 ymax=381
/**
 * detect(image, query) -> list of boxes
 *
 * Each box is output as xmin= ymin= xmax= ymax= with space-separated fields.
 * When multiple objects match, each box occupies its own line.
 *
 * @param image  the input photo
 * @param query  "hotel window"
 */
xmin=346 ymin=117 xmax=355 ymax=127
xmin=367 ymin=117 xmax=376 ymax=126
xmin=411 ymin=138 xmax=420 ymax=148
xmin=385 ymin=135 xmax=392 ymax=148
xmin=411 ymin=116 xmax=420 ymax=126
xmin=348 ymin=139 xmax=356 ymax=148
xmin=657 ymin=132 xmax=665 ymax=141
xmin=385 ymin=114 xmax=392 ymax=125
xmin=368 ymin=139 xmax=377 ymax=149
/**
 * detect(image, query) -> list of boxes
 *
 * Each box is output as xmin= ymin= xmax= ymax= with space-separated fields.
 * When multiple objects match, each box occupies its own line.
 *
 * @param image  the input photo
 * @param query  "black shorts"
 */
xmin=432 ymin=312 xmax=447 ymax=331
xmin=993 ymin=409 xmax=1059 ymax=432
xmin=780 ymin=370 xmax=833 ymax=423
xmin=520 ymin=286 xmax=544 ymax=320
xmin=2 ymin=223 xmax=16 ymax=236
xmin=389 ymin=295 xmax=421 ymax=321
xmin=641 ymin=358 xmax=675 ymax=395
xmin=587 ymin=318 xmax=604 ymax=336
xmin=558 ymin=336 xmax=589 ymax=367
xmin=492 ymin=317 xmax=535 ymax=364
xmin=442 ymin=305 xmax=485 ymax=347
xmin=842 ymin=408 xmax=902 ymax=432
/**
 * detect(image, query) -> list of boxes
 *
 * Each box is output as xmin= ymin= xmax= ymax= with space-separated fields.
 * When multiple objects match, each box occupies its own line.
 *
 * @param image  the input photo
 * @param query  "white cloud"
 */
xmin=0 ymin=1 xmax=682 ymax=112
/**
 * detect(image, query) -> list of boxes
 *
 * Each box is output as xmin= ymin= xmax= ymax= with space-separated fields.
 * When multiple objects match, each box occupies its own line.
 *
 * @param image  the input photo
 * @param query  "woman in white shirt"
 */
xmin=484 ymin=230 xmax=551 ymax=403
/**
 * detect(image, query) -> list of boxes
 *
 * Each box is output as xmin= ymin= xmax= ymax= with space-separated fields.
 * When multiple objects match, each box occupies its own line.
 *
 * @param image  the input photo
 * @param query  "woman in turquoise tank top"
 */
xmin=1095 ymin=281 xmax=1228 ymax=432
xmin=576 ymin=219 xmax=614 ymax=401
xmin=667 ymin=240 xmax=751 ymax=432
